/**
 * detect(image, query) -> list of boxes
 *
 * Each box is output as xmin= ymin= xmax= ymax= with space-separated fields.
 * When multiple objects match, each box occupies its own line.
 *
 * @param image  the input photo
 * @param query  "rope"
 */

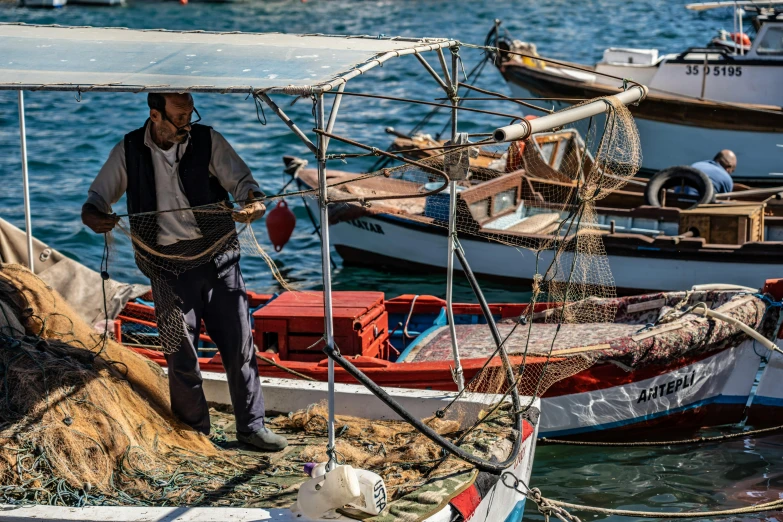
xmin=257 ymin=354 xmax=316 ymax=382
xmin=501 ymin=473 xmax=783 ymax=521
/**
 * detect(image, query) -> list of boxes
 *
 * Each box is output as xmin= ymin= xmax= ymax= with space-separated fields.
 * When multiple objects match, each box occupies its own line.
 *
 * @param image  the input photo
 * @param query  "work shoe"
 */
xmin=237 ymin=426 xmax=288 ymax=452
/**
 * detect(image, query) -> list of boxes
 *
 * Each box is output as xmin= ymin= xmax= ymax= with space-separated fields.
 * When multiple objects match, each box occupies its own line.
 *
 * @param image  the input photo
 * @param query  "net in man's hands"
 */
xmin=114 ymin=201 xmax=287 ymax=354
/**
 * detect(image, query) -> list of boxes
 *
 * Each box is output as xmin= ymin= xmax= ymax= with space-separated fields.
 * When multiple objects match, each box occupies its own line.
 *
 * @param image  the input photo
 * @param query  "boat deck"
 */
xmin=405 ymin=322 xmax=640 ymax=362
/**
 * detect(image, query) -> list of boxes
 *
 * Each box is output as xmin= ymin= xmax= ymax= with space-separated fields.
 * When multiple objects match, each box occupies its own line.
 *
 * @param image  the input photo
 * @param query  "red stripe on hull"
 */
xmin=132 ymin=344 xmax=728 ymax=397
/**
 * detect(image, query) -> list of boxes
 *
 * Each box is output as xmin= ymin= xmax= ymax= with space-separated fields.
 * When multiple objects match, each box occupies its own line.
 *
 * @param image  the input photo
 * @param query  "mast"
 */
xmin=445 ymin=45 xmax=465 ymax=392
xmin=316 ymin=93 xmax=337 ymax=471
xmin=18 ymin=90 xmax=34 ymax=272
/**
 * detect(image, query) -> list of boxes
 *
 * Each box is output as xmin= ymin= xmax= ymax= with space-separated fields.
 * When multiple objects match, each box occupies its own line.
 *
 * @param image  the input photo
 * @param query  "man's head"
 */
xmin=713 ymin=149 xmax=737 ymax=174
xmin=148 ymin=93 xmax=197 ymax=145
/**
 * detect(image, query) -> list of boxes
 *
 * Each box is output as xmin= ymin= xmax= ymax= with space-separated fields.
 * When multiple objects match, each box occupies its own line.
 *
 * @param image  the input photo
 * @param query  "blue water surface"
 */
xmin=2 ymin=1 xmax=781 ymax=520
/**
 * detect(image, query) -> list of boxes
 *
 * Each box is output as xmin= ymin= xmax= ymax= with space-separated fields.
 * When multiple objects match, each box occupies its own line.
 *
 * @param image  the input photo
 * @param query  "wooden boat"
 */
xmin=291 ymin=164 xmax=783 ymax=292
xmin=1 ymin=23 xmax=540 ymax=521
xmin=120 ymin=285 xmax=779 ymax=439
xmin=489 ymin=4 xmax=783 ymax=183
xmin=389 ymin=132 xmax=783 ymax=214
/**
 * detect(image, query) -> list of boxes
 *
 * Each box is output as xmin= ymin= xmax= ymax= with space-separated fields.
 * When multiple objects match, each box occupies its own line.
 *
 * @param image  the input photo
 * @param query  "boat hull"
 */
xmin=540 ymin=340 xmax=760 ymax=437
xmin=1 ymin=376 xmax=539 ymax=521
xmin=317 ymin=205 xmax=779 ymax=293
xmin=502 ymin=68 xmax=783 ymax=182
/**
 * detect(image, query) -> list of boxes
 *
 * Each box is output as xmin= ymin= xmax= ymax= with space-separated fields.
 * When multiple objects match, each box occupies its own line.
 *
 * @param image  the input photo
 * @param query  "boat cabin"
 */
xmin=594 ymin=6 xmax=783 ymax=106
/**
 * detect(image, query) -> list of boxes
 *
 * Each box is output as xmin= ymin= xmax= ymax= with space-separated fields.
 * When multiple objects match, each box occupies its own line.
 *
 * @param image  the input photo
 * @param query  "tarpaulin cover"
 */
xmin=0 ymin=218 xmax=148 ymax=326
xmin=0 ymin=24 xmax=452 ymax=92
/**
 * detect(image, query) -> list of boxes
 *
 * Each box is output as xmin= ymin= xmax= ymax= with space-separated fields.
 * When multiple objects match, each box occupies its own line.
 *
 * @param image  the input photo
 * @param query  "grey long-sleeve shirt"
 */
xmin=86 ymin=121 xmax=261 ymax=246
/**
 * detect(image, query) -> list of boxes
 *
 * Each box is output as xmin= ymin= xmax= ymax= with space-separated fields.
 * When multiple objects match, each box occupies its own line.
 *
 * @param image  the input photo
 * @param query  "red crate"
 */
xmin=253 ymin=291 xmax=388 ymax=361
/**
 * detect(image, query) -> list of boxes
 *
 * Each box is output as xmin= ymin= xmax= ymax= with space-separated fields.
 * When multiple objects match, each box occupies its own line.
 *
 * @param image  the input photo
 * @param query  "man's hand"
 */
xmin=81 ymin=203 xmax=120 ymax=234
xmin=233 ymin=190 xmax=266 ymax=224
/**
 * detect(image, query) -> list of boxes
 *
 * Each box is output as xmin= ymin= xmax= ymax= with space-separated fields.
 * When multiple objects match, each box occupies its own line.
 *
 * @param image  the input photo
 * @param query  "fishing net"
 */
xmin=301 ymin=95 xmax=641 ymax=402
xmin=109 ymin=205 xmax=289 ymax=354
xmin=0 ymin=265 xmax=514 ymax=511
xmin=106 ymin=91 xmax=643 ymax=452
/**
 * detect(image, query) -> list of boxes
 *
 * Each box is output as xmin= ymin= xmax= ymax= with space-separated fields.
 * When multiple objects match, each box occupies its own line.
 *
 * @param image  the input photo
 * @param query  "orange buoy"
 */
xmin=179 ymin=0 xmax=188 ymax=5
xmin=265 ymin=200 xmax=296 ymax=252
xmin=731 ymin=32 xmax=750 ymax=47
xmin=505 ymin=114 xmax=538 ymax=173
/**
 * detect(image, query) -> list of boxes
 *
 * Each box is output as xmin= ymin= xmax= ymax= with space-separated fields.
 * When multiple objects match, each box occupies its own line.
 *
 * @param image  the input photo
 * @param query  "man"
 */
xmin=692 ymin=150 xmax=737 ymax=195
xmin=81 ymin=92 xmax=287 ymax=451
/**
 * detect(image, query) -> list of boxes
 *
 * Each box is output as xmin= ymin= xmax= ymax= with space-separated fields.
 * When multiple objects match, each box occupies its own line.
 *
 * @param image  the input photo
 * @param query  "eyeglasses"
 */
xmin=161 ymin=106 xmax=201 ymax=132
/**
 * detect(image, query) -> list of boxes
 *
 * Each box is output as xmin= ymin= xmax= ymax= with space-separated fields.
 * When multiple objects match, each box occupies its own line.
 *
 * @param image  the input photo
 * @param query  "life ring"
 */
xmin=644 ymin=166 xmax=715 ymax=209
xmin=731 ymin=32 xmax=751 ymax=47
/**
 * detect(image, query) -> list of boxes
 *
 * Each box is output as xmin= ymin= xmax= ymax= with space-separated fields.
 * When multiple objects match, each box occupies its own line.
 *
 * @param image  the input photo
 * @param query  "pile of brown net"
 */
xmin=270 ymin=401 xmax=512 ymax=497
xmin=0 ymin=264 xmax=512 ymax=510
xmin=0 ymin=264 xmax=230 ymax=504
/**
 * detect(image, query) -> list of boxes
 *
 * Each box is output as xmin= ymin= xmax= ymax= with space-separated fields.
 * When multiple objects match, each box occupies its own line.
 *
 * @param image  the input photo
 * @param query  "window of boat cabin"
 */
xmin=493 ymin=188 xmax=517 ymax=215
xmin=755 ymin=25 xmax=783 ymax=55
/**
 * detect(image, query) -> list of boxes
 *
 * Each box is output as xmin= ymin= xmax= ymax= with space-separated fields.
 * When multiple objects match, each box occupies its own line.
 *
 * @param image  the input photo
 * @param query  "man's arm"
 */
xmin=209 ymin=130 xmax=266 ymax=223
xmin=82 ymin=140 xmax=127 ymax=234
xmin=82 ymin=202 xmax=120 ymax=233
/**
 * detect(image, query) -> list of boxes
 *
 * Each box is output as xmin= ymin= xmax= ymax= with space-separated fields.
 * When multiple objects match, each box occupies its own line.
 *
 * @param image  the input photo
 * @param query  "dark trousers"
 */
xmin=151 ymin=262 xmax=265 ymax=435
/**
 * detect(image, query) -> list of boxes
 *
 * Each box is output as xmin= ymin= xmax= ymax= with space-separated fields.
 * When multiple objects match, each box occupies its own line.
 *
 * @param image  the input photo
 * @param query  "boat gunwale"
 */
xmin=500 ymin=59 xmax=783 ymax=132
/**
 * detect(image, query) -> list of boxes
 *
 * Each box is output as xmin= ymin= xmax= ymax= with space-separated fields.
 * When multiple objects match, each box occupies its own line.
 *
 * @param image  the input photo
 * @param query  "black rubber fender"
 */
xmin=644 ymin=166 xmax=715 ymax=209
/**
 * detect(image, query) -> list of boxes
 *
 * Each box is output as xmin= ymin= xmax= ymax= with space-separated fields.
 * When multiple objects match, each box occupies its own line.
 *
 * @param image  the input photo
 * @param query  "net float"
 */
xmin=265 ymin=199 xmax=296 ymax=252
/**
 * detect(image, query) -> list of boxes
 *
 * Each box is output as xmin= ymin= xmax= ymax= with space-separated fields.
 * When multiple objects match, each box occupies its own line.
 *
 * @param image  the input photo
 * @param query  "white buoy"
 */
xmin=349 ymin=469 xmax=388 ymax=515
xmin=296 ymin=465 xmax=361 ymax=519
xmin=297 ymin=464 xmax=388 ymax=518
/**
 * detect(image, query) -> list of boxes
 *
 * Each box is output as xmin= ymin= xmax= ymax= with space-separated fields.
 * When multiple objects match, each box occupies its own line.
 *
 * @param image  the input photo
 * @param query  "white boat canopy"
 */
xmin=0 ymin=23 xmax=456 ymax=93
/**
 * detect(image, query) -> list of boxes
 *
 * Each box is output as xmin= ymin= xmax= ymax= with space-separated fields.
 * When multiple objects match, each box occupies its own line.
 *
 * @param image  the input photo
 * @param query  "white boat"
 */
xmin=0 ymin=372 xmax=540 ymax=521
xmin=20 ymin=0 xmax=67 ymax=7
xmin=0 ymin=22 xmax=544 ymax=520
xmin=294 ymin=165 xmax=783 ymax=293
xmin=490 ymin=3 xmax=783 ymax=182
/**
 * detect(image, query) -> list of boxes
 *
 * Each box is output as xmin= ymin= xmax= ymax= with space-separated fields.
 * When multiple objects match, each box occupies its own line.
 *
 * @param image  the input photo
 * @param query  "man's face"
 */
xmin=152 ymin=94 xmax=195 ymax=144
xmin=727 ymin=163 xmax=737 ymax=174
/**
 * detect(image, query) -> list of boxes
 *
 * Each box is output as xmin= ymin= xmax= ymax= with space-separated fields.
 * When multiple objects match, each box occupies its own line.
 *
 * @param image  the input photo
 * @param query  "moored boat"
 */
xmin=488 ymin=4 xmax=783 ymax=182
xmin=119 ymin=285 xmax=779 ymax=439
xmin=291 ymin=164 xmax=783 ymax=293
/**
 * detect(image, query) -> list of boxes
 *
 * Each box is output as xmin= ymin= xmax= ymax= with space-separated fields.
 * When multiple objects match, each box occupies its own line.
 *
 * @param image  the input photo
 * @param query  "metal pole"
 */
xmin=739 ymin=8 xmax=745 ymax=56
xmin=256 ymin=92 xmax=319 ymax=155
xmin=493 ymin=85 xmax=648 ymax=142
xmin=323 ymin=82 xmax=345 ymax=152
xmin=446 ymin=46 xmax=465 ymax=392
xmin=18 ymin=90 xmax=34 ymax=272
xmin=316 ymin=94 xmax=337 ymax=471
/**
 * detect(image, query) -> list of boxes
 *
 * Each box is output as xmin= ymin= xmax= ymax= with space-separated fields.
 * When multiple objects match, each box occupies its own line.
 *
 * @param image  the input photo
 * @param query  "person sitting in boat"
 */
xmin=80 ymin=92 xmax=288 ymax=452
xmin=694 ymin=150 xmax=736 ymax=194
xmin=677 ymin=150 xmax=736 ymax=196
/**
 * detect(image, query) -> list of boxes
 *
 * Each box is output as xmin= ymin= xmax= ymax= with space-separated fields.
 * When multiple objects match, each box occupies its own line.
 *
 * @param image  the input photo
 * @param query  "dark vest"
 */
xmin=125 ymin=121 xmax=239 ymax=278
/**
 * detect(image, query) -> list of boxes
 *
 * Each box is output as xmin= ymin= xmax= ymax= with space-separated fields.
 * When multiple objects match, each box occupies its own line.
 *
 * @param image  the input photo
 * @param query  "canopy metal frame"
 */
xmin=10 ymin=26 xmax=463 ymax=471
xmin=10 ymin=23 xmax=647 ymax=473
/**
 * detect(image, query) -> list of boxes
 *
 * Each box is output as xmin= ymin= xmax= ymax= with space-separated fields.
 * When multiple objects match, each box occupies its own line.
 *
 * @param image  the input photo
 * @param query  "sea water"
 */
xmin=1 ymin=1 xmax=780 ymax=519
